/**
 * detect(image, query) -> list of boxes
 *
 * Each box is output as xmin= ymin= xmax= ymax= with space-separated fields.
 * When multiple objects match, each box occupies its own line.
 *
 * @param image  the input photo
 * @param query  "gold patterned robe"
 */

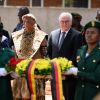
xmin=12 ymin=28 xmax=47 ymax=100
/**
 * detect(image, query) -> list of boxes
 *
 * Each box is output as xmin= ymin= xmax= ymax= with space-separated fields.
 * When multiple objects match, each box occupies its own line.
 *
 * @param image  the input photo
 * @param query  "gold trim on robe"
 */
xmin=12 ymin=28 xmax=47 ymax=59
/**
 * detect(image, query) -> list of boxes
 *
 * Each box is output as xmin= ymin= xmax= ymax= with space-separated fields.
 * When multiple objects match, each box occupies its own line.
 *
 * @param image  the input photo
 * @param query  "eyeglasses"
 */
xmin=60 ymin=20 xmax=70 ymax=23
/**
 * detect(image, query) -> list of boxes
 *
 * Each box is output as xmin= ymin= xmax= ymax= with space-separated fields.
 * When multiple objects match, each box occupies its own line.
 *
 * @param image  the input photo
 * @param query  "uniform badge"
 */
xmin=76 ymin=56 xmax=80 ymax=62
xmin=93 ymin=60 xmax=96 ymax=63
xmin=91 ymin=21 xmax=95 ymax=27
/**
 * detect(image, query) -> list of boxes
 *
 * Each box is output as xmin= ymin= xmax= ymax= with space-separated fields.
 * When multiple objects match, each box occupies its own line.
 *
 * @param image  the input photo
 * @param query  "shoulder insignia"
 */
xmin=76 ymin=56 xmax=80 ymax=62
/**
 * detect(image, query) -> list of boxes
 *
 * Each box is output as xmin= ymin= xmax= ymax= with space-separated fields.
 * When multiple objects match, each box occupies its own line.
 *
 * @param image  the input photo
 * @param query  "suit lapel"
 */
xmin=80 ymin=46 xmax=87 ymax=61
xmin=80 ymin=44 xmax=99 ymax=61
xmin=51 ymin=29 xmax=60 ymax=52
xmin=54 ymin=29 xmax=60 ymax=48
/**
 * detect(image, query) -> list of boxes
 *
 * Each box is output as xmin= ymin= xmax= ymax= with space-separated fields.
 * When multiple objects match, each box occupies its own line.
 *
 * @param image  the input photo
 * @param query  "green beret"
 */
xmin=84 ymin=20 xmax=100 ymax=30
xmin=71 ymin=13 xmax=82 ymax=20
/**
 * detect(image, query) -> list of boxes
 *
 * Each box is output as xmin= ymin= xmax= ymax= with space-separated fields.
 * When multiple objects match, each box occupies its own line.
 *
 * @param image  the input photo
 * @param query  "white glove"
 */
xmin=10 ymin=72 xmax=19 ymax=79
xmin=0 ymin=68 xmax=7 ymax=76
xmin=67 ymin=67 xmax=78 ymax=76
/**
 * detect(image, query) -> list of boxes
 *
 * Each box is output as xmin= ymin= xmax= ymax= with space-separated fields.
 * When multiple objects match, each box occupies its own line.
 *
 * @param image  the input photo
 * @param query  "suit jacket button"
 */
xmin=96 ymin=85 xmax=99 ymax=88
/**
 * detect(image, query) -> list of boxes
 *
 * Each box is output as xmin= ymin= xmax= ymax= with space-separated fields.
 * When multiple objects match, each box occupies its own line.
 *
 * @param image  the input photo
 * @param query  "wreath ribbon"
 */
xmin=27 ymin=60 xmax=36 ymax=100
xmin=52 ymin=61 xmax=64 ymax=100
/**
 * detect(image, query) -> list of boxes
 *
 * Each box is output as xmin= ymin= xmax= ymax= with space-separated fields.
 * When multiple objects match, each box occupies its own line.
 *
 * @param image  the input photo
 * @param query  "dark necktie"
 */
xmin=58 ymin=32 xmax=66 ymax=49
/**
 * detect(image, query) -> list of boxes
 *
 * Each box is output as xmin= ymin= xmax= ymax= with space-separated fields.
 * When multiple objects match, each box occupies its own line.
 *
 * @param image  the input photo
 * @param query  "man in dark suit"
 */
xmin=47 ymin=12 xmax=82 ymax=100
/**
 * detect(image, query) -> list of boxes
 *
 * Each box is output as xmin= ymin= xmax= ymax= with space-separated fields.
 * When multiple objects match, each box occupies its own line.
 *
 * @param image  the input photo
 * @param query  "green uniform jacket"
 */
xmin=0 ymin=48 xmax=14 ymax=100
xmin=75 ymin=44 xmax=100 ymax=100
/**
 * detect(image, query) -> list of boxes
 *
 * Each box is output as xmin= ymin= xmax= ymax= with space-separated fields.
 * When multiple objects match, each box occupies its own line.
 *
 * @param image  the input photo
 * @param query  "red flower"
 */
xmin=8 ymin=57 xmax=24 ymax=66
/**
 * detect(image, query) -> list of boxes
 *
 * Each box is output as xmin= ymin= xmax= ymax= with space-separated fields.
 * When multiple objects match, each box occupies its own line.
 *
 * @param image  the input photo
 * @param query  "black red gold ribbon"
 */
xmin=27 ymin=60 xmax=64 ymax=100
xmin=27 ymin=60 xmax=36 ymax=100
xmin=52 ymin=61 xmax=64 ymax=100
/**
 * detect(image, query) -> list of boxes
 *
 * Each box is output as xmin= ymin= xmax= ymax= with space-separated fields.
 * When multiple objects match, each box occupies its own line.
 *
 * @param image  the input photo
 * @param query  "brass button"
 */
xmin=82 ymin=67 xmax=85 ymax=70
xmin=2 ymin=48 xmax=4 ymax=50
xmin=77 ymin=60 xmax=79 ymax=62
xmin=82 ymin=85 xmax=85 ymax=88
xmin=77 ymin=56 xmax=80 ymax=62
xmin=96 ymin=85 xmax=99 ymax=88
xmin=93 ymin=60 xmax=96 ymax=63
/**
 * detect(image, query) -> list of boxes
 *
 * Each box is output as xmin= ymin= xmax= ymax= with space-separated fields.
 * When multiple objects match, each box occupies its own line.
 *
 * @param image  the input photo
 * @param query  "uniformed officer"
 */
xmin=66 ymin=20 xmax=100 ymax=100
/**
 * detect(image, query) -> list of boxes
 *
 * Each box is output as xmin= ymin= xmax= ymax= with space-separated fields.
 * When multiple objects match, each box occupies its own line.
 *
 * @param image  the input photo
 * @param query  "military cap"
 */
xmin=18 ymin=7 xmax=29 ymax=16
xmin=71 ymin=13 xmax=82 ymax=20
xmin=84 ymin=20 xmax=100 ymax=31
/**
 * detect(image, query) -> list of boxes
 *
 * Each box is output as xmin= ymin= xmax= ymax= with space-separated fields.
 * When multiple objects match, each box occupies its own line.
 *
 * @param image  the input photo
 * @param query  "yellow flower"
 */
xmin=52 ymin=57 xmax=73 ymax=71
xmin=15 ymin=57 xmax=73 ymax=76
xmin=34 ymin=58 xmax=51 ymax=75
xmin=15 ymin=58 xmax=32 ymax=76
